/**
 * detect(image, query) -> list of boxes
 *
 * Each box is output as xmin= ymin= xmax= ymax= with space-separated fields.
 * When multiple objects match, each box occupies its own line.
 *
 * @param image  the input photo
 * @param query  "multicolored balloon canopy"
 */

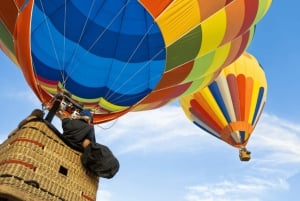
xmin=0 ymin=0 xmax=272 ymax=124
xmin=180 ymin=52 xmax=267 ymax=151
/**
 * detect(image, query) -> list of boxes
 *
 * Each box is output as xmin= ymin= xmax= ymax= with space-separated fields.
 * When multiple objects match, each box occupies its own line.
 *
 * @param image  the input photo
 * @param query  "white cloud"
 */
xmin=250 ymin=113 xmax=300 ymax=165
xmin=2 ymin=102 xmax=300 ymax=201
xmin=95 ymin=104 xmax=209 ymax=155
xmin=7 ymin=90 xmax=41 ymax=106
xmin=185 ymin=181 xmax=264 ymax=201
xmin=92 ymin=106 xmax=300 ymax=201
xmin=183 ymin=112 xmax=300 ymax=201
xmin=184 ymin=176 xmax=289 ymax=201
xmin=95 ymin=106 xmax=300 ymax=163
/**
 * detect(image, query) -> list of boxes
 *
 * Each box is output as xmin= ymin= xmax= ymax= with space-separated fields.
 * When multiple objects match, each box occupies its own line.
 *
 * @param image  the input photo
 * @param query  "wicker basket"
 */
xmin=0 ymin=118 xmax=99 ymax=201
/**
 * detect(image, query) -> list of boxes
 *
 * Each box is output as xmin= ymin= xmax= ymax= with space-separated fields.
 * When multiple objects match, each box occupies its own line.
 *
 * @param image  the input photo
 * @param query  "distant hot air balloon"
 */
xmin=0 ymin=0 xmax=272 ymax=124
xmin=180 ymin=52 xmax=267 ymax=161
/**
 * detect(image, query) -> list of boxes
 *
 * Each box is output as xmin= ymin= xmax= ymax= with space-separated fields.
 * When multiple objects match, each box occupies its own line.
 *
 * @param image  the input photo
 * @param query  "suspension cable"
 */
xmin=105 ymin=26 xmax=163 ymax=101
xmin=96 ymin=118 xmax=119 ymax=130
xmin=38 ymin=0 xmax=63 ymax=71
xmin=61 ymin=0 xmax=99 ymax=85
xmin=63 ymin=0 xmax=130 ymax=85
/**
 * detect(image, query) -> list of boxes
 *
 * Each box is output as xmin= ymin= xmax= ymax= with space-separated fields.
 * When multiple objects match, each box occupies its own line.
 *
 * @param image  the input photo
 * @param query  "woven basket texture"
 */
xmin=0 ymin=119 xmax=99 ymax=201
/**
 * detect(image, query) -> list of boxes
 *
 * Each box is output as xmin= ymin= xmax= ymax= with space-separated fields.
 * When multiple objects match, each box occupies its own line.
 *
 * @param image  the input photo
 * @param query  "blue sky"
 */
xmin=1 ymin=1 xmax=300 ymax=201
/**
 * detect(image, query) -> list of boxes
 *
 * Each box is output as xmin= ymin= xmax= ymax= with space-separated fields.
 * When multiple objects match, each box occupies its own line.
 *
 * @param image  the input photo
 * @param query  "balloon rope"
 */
xmin=60 ymin=0 xmax=97 ymax=88
xmin=15 ymin=0 xmax=30 ymax=12
xmin=38 ymin=0 xmax=63 ymax=72
xmin=84 ymin=1 xmax=130 ymax=56
xmin=61 ymin=0 xmax=67 ymax=85
xmin=96 ymin=118 xmax=119 ymax=130
xmin=63 ymin=0 xmax=130 ymax=86
xmin=105 ymin=49 xmax=165 ymax=104
xmin=26 ymin=0 xmax=55 ymax=105
xmin=107 ymin=73 xmax=163 ymax=105
xmin=105 ymin=22 xmax=157 ymax=99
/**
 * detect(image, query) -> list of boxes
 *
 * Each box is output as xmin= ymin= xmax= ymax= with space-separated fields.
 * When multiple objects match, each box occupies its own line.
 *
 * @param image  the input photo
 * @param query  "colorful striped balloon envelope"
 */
xmin=180 ymin=52 xmax=267 ymax=150
xmin=0 ymin=0 xmax=271 ymax=124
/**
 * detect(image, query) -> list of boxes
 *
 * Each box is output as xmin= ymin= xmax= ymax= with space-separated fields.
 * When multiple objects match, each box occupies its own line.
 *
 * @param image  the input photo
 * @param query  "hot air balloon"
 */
xmin=0 ymin=0 xmax=272 ymax=124
xmin=180 ymin=52 xmax=267 ymax=161
xmin=131 ymin=0 xmax=272 ymax=112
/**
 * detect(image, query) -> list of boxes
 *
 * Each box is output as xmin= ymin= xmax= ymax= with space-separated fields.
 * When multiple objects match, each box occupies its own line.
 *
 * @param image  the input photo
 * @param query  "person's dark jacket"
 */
xmin=62 ymin=118 xmax=96 ymax=151
xmin=62 ymin=117 xmax=120 ymax=178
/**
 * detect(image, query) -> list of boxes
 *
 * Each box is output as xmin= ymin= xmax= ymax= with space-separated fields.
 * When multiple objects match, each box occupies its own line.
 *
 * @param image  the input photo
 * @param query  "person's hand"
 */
xmin=56 ymin=110 xmax=67 ymax=119
xmin=82 ymin=139 xmax=91 ymax=149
